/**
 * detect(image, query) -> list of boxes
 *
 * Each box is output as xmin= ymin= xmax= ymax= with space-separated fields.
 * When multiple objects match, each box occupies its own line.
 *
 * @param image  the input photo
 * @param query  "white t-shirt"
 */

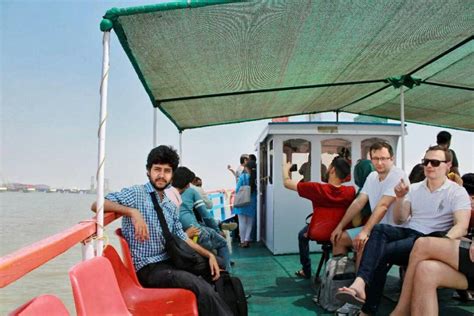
xmin=361 ymin=166 xmax=408 ymax=226
xmin=405 ymin=179 xmax=471 ymax=234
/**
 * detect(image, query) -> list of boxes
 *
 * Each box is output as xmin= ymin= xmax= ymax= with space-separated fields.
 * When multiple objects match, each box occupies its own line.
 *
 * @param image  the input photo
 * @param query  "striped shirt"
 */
xmin=105 ymin=182 xmax=188 ymax=271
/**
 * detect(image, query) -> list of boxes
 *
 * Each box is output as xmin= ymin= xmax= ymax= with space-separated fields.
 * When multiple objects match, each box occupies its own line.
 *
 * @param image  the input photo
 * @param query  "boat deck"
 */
xmin=230 ymin=241 xmax=474 ymax=315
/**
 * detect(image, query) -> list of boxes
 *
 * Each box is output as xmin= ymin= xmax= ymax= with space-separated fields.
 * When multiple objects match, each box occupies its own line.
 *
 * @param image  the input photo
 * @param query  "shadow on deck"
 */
xmin=230 ymin=242 xmax=474 ymax=315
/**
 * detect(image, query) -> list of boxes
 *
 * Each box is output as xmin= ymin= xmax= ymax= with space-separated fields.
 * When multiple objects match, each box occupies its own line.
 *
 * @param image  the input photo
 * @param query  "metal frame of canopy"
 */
xmin=90 ymin=0 xmax=473 ymax=258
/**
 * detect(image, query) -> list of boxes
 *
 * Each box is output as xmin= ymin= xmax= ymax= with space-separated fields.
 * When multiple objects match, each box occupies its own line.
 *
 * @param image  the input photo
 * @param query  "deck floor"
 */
xmin=230 ymin=241 xmax=474 ymax=315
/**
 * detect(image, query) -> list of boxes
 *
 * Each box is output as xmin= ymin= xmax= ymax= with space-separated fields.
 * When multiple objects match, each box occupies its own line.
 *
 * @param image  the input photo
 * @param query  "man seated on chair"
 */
xmin=172 ymin=166 xmax=232 ymax=271
xmin=330 ymin=142 xmax=408 ymax=268
xmin=336 ymin=145 xmax=471 ymax=315
xmin=91 ymin=145 xmax=232 ymax=316
xmin=283 ymin=156 xmax=355 ymax=279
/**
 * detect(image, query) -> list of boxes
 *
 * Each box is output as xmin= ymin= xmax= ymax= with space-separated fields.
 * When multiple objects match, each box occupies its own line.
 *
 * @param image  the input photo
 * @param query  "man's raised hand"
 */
xmin=394 ymin=178 xmax=409 ymax=198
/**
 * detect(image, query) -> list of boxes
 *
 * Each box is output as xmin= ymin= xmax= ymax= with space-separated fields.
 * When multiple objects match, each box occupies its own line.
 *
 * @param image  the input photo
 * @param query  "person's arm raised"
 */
xmin=393 ymin=178 xmax=411 ymax=224
xmin=282 ymin=162 xmax=298 ymax=191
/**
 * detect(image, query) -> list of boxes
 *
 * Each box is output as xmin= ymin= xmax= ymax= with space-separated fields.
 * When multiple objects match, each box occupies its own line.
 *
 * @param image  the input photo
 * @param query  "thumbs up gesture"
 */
xmin=394 ymin=178 xmax=409 ymax=198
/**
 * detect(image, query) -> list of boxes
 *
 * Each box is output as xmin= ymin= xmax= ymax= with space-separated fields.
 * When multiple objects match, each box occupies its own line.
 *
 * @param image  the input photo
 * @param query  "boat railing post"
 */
xmin=94 ymin=31 xmax=111 ymax=257
xmin=179 ymin=131 xmax=183 ymax=165
xmin=400 ymin=87 xmax=406 ymax=171
xmin=153 ymin=107 xmax=158 ymax=147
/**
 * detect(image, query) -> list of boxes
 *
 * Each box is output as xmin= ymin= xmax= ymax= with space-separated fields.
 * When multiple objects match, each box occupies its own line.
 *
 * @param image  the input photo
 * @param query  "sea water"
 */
xmin=0 ymin=192 xmax=121 ymax=314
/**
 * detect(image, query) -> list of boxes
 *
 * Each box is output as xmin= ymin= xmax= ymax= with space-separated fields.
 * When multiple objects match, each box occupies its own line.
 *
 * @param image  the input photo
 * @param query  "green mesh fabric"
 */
xmin=103 ymin=0 xmax=474 ymax=131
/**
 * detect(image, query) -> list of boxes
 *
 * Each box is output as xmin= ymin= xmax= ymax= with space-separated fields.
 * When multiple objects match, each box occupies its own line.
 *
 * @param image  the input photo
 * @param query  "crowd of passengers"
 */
xmin=92 ymin=130 xmax=472 ymax=316
xmin=284 ymin=131 xmax=473 ymax=315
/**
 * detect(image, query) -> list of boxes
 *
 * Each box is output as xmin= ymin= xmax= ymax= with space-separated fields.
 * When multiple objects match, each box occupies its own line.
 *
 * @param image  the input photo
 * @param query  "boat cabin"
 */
xmin=255 ymin=122 xmax=404 ymax=254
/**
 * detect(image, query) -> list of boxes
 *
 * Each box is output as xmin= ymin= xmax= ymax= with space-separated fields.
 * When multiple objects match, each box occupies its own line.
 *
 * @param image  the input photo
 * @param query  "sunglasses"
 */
xmin=421 ymin=159 xmax=447 ymax=167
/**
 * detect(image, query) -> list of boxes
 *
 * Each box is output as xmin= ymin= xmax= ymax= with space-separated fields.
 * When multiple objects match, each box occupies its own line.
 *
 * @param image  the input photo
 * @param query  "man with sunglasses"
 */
xmin=336 ymin=145 xmax=471 ymax=315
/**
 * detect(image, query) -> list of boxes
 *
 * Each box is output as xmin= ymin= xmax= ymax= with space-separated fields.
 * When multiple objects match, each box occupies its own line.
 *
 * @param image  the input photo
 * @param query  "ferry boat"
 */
xmin=1 ymin=1 xmax=473 ymax=315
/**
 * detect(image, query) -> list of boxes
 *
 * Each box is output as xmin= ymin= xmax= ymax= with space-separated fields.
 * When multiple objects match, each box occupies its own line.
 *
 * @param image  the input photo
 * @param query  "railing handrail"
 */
xmin=0 ymin=212 xmax=121 ymax=288
xmin=0 ymin=189 xmax=234 ymax=289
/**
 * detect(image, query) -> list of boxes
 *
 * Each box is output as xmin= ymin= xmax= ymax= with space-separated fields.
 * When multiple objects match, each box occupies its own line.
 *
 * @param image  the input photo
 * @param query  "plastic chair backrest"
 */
xmin=69 ymin=256 xmax=131 ymax=316
xmin=115 ymin=228 xmax=141 ymax=286
xmin=103 ymin=245 xmax=199 ymax=316
xmin=8 ymin=294 xmax=69 ymax=316
xmin=103 ymin=245 xmax=140 ymax=293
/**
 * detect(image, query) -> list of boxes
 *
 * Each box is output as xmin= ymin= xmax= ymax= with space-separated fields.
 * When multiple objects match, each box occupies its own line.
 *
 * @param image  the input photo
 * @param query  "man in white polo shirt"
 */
xmin=336 ymin=145 xmax=471 ymax=315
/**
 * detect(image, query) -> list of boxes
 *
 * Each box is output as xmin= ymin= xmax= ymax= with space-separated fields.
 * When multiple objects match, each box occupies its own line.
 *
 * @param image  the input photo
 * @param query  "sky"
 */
xmin=1 ymin=0 xmax=473 ymax=192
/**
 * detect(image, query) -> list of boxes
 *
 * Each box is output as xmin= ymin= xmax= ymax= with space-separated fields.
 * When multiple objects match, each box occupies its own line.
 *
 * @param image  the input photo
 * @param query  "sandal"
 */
xmin=335 ymin=287 xmax=366 ymax=306
xmin=294 ymin=269 xmax=310 ymax=279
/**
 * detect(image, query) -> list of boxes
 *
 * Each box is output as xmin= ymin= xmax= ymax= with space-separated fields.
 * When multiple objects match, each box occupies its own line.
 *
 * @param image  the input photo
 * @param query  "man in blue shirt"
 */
xmin=172 ymin=166 xmax=231 ymax=271
xmin=92 ymin=145 xmax=232 ymax=316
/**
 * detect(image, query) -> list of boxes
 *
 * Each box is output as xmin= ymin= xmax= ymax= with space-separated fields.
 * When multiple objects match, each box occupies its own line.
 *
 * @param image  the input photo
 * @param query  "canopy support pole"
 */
xmin=153 ymin=107 xmax=158 ymax=147
xmin=93 ymin=31 xmax=110 ymax=258
xmin=400 ymin=87 xmax=406 ymax=171
xmin=179 ymin=131 xmax=183 ymax=165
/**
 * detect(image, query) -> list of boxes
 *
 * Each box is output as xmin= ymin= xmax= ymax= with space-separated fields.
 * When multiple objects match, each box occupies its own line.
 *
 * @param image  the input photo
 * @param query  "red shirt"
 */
xmin=297 ymin=182 xmax=355 ymax=241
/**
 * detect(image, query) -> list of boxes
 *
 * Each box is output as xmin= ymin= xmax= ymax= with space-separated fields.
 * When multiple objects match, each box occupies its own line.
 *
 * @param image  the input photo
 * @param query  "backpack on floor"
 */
xmin=215 ymin=271 xmax=248 ymax=316
xmin=316 ymin=255 xmax=356 ymax=312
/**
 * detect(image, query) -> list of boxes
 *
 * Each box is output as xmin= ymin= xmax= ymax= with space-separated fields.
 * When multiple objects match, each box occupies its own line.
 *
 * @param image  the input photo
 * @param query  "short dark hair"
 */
xmin=146 ymin=145 xmax=179 ymax=171
xmin=436 ymin=131 xmax=451 ymax=145
xmin=331 ymin=157 xmax=351 ymax=180
xmin=425 ymin=145 xmax=452 ymax=162
xmin=240 ymin=154 xmax=249 ymax=164
xmin=172 ymin=166 xmax=195 ymax=189
xmin=408 ymin=163 xmax=425 ymax=184
xmin=369 ymin=141 xmax=394 ymax=158
xmin=249 ymin=154 xmax=257 ymax=162
xmin=462 ymin=173 xmax=474 ymax=195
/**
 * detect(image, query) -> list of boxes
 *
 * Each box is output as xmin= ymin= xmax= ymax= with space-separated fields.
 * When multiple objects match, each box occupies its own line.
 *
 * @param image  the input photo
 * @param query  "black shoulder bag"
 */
xmin=149 ymin=192 xmax=210 ymax=278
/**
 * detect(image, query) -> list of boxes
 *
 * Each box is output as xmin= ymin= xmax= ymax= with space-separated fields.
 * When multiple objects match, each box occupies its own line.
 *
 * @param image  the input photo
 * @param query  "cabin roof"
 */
xmin=101 ymin=0 xmax=474 ymax=131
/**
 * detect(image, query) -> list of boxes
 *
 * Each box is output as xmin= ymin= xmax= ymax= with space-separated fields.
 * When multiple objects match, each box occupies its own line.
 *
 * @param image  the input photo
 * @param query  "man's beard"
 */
xmin=148 ymin=175 xmax=170 ymax=191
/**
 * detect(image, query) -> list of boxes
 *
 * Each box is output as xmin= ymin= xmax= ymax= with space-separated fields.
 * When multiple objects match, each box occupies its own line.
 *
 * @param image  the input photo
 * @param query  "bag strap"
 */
xmin=149 ymin=191 xmax=173 ymax=242
xmin=305 ymin=213 xmax=312 ymax=225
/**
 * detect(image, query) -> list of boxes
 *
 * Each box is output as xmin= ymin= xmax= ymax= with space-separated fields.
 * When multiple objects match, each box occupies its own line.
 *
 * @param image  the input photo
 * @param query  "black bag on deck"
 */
xmin=149 ymin=192 xmax=210 ymax=278
xmin=215 ymin=271 xmax=248 ymax=316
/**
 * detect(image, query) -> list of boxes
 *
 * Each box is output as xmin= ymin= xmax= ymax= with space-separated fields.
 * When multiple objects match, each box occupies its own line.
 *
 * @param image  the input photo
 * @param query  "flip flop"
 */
xmin=335 ymin=287 xmax=366 ymax=306
xmin=294 ymin=270 xmax=310 ymax=279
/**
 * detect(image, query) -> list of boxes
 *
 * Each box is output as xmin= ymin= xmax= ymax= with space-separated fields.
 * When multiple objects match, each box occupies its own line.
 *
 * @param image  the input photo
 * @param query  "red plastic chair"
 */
xmin=103 ymin=245 xmax=199 ymax=316
xmin=69 ymin=256 xmax=132 ymax=316
xmin=9 ymin=294 xmax=69 ymax=316
xmin=115 ymin=228 xmax=141 ymax=286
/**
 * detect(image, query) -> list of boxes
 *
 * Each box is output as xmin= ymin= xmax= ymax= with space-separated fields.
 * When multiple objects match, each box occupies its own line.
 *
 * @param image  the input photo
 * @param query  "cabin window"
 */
xmin=269 ymin=140 xmax=273 ymax=184
xmin=283 ymin=139 xmax=311 ymax=182
xmin=361 ymin=138 xmax=389 ymax=160
xmin=320 ymin=138 xmax=352 ymax=182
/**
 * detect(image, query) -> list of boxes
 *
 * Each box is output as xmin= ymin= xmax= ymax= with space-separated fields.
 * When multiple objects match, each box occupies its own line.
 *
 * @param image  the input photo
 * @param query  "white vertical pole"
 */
xmin=400 ymin=87 xmax=406 ymax=171
xmin=179 ymin=131 xmax=183 ymax=165
xmin=153 ymin=107 xmax=158 ymax=147
xmin=94 ymin=31 xmax=110 ymax=257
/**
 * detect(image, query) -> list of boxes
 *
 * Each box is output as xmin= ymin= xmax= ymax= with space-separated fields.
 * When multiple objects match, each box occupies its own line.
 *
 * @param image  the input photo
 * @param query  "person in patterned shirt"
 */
xmin=92 ymin=145 xmax=232 ymax=316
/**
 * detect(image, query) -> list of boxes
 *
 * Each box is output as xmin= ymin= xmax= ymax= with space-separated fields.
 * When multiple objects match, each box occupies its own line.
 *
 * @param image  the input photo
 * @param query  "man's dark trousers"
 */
xmin=138 ymin=259 xmax=233 ymax=316
xmin=357 ymin=224 xmax=423 ymax=314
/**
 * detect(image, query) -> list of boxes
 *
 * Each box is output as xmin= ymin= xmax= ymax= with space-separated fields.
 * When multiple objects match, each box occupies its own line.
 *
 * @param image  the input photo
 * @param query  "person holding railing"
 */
xmin=91 ymin=146 xmax=232 ymax=316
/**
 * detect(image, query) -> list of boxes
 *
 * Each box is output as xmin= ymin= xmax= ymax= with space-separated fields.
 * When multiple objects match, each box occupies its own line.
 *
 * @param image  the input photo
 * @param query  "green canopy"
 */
xmin=101 ymin=0 xmax=474 ymax=131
